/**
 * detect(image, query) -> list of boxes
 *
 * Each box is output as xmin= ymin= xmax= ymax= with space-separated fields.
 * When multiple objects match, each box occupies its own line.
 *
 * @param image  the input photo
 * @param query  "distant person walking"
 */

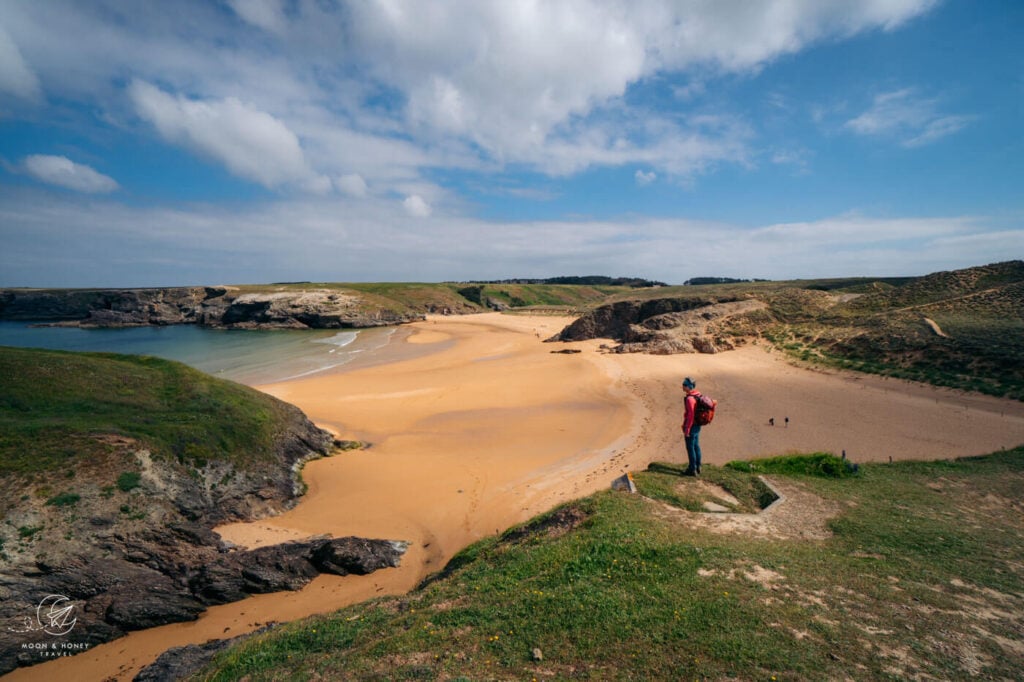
xmin=681 ymin=377 xmax=703 ymax=476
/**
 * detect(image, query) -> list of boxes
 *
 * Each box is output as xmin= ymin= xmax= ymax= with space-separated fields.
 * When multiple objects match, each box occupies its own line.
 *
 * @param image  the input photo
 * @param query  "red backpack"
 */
xmin=693 ymin=393 xmax=717 ymax=426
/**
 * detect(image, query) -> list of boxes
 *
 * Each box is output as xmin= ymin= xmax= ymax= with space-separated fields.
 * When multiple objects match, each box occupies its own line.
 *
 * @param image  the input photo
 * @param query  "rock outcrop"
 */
xmin=548 ymin=296 xmax=769 ymax=354
xmin=0 ymin=287 xmax=425 ymax=329
xmin=0 ymin=287 xmax=223 ymax=325
xmin=216 ymin=290 xmax=417 ymax=329
xmin=131 ymin=539 xmax=409 ymax=681
xmin=0 ymin=417 xmax=407 ymax=676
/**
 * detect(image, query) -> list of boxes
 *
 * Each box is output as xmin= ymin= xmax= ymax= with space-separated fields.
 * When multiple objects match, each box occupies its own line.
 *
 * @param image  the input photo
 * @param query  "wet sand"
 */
xmin=9 ymin=313 xmax=1024 ymax=681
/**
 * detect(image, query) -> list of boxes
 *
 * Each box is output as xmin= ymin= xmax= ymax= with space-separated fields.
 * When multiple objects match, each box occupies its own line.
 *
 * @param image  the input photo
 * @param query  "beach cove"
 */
xmin=8 ymin=313 xmax=1024 ymax=681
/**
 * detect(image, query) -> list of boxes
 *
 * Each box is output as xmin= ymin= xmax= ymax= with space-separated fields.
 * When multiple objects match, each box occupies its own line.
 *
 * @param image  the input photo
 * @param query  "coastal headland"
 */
xmin=8 ymin=311 xmax=1024 ymax=681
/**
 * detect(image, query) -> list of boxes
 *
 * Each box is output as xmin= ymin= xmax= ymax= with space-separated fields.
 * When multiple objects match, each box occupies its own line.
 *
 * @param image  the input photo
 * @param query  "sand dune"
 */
xmin=10 ymin=313 xmax=1024 ymax=681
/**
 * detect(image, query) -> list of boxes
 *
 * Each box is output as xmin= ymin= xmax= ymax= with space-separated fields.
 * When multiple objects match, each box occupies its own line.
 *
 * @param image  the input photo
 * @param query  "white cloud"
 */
xmin=0 ymin=26 xmax=41 ymax=101
xmin=845 ymin=88 xmax=972 ymax=147
xmin=301 ymin=174 xmax=333 ymax=195
xmin=0 ymin=0 xmax=942 ymax=187
xmin=635 ymin=169 xmax=657 ymax=186
xmin=770 ymin=147 xmax=812 ymax=174
xmin=336 ymin=173 xmax=368 ymax=197
xmin=3 ymin=185 xmax=1011 ymax=288
xmin=342 ymin=1 xmax=937 ymax=174
xmin=672 ymin=79 xmax=706 ymax=101
xmin=904 ymin=115 xmax=975 ymax=148
xmin=227 ymin=0 xmax=288 ymax=34
xmin=22 ymin=155 xmax=119 ymax=193
xmin=129 ymin=79 xmax=327 ymax=190
xmin=403 ymin=195 xmax=432 ymax=218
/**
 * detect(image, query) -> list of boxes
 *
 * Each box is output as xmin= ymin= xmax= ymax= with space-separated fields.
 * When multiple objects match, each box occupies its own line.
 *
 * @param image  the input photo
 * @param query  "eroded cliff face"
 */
xmin=0 ymin=408 xmax=407 ymax=675
xmin=0 ymin=287 xmax=221 ymax=325
xmin=215 ymin=290 xmax=422 ymax=328
xmin=0 ymin=287 xmax=426 ymax=329
xmin=549 ymin=296 xmax=770 ymax=354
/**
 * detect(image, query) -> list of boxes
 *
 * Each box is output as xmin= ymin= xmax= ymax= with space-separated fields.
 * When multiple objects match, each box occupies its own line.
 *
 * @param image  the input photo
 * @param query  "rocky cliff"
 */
xmin=0 ymin=287 xmax=426 ymax=329
xmin=0 ymin=392 xmax=406 ymax=675
xmin=549 ymin=295 xmax=770 ymax=354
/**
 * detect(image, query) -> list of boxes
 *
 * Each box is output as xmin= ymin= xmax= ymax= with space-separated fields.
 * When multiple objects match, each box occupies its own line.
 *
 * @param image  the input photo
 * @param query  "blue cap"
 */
xmin=682 ymin=377 xmax=695 ymax=389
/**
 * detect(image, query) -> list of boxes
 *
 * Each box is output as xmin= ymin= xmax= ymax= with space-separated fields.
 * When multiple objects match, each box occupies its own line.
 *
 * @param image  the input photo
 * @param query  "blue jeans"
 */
xmin=685 ymin=425 xmax=702 ymax=472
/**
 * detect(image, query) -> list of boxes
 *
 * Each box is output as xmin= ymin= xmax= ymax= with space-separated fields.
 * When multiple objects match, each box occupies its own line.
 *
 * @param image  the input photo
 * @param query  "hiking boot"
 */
xmin=682 ymin=468 xmax=696 ymax=477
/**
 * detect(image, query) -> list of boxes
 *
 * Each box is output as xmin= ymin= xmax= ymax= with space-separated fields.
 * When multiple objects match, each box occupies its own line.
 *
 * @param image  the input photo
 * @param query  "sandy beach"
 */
xmin=9 ymin=313 xmax=1024 ymax=682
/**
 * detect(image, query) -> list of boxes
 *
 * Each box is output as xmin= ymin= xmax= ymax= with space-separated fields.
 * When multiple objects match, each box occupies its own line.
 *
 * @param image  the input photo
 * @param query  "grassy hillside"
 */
xmin=763 ymin=262 xmax=1024 ymax=399
xmin=468 ymin=282 xmax=630 ymax=309
xmin=198 ymin=449 xmax=1024 ymax=681
xmin=232 ymin=281 xmax=635 ymax=314
xmin=0 ymin=346 xmax=299 ymax=481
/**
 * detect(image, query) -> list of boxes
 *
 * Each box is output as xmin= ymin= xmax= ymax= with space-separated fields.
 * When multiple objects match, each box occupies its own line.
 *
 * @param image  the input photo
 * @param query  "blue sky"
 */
xmin=1 ymin=0 xmax=1021 ymax=287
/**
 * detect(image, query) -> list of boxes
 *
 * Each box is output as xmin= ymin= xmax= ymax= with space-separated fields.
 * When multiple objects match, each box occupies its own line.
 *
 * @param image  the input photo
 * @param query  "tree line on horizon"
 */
xmin=463 ymin=276 xmax=774 ymax=287
xmin=463 ymin=276 xmax=667 ymax=287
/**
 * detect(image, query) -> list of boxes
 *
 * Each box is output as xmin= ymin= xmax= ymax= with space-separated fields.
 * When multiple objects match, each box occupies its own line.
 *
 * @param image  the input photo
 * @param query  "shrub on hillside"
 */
xmin=726 ymin=452 xmax=858 ymax=478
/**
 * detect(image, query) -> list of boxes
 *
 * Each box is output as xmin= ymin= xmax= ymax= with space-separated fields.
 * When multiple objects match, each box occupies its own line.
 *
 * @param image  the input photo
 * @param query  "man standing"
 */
xmin=681 ymin=377 xmax=703 ymax=476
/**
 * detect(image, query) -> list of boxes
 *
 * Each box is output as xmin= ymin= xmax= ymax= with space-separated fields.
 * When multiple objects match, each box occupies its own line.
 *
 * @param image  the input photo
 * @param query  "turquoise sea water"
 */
xmin=0 ymin=321 xmax=396 ymax=385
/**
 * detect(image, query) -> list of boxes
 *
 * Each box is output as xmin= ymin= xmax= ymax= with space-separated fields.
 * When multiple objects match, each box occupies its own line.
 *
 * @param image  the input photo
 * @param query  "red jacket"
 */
xmin=682 ymin=390 xmax=701 ymax=436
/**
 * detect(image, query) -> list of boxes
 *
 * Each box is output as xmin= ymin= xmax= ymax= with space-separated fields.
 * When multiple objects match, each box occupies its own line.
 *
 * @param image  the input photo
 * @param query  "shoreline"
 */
xmin=7 ymin=313 xmax=1024 ymax=681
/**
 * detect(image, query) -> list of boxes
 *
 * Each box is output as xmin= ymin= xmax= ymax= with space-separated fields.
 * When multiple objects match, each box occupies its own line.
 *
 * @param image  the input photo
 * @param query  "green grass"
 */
xmin=44 ymin=491 xmax=80 ymax=507
xmin=17 ymin=525 xmax=42 ymax=539
xmin=197 ymin=447 xmax=1024 ymax=681
xmin=0 ymin=346 xmax=298 ymax=476
xmin=478 ymin=283 xmax=629 ymax=309
xmin=725 ymin=452 xmax=858 ymax=478
xmin=116 ymin=471 xmax=142 ymax=492
xmin=637 ymin=461 xmax=778 ymax=513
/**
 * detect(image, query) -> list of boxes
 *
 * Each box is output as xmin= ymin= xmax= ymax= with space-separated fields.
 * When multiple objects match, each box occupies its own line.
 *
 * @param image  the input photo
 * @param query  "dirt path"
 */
xmin=648 ymin=476 xmax=843 ymax=541
xmin=923 ymin=317 xmax=949 ymax=337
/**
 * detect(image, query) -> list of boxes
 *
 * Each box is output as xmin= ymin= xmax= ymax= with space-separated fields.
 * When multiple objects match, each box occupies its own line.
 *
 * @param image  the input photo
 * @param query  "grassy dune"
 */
xmin=0 ymin=346 xmax=297 ymax=480
xmin=198 ymin=450 xmax=1024 ymax=681
xmin=761 ymin=263 xmax=1024 ymax=399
